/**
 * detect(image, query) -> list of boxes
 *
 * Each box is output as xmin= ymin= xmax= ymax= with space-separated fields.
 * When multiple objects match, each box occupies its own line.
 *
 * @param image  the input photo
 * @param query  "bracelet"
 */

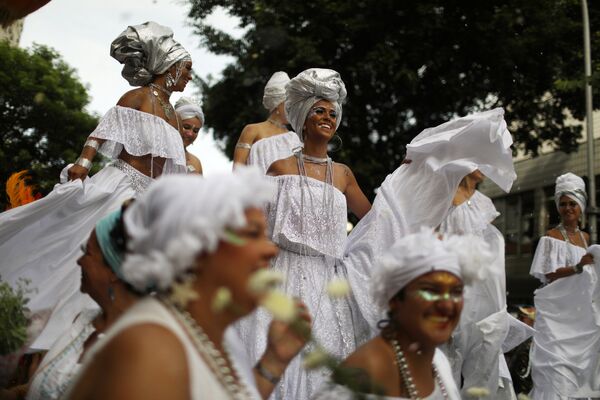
xmin=572 ymin=263 xmax=584 ymax=274
xmin=235 ymin=142 xmax=252 ymax=150
xmin=75 ymin=157 xmax=92 ymax=170
xmin=255 ymin=360 xmax=281 ymax=385
xmin=84 ymin=138 xmax=100 ymax=151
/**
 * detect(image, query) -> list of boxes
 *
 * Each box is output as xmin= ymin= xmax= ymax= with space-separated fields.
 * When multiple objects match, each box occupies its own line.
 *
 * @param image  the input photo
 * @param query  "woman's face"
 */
xmin=180 ymin=117 xmax=202 ymax=147
xmin=390 ymin=271 xmax=463 ymax=347
xmin=303 ymin=99 xmax=338 ymax=142
xmin=171 ymin=61 xmax=193 ymax=92
xmin=77 ymin=231 xmax=116 ymax=304
xmin=558 ymin=194 xmax=581 ymax=225
xmin=200 ymin=207 xmax=278 ymax=316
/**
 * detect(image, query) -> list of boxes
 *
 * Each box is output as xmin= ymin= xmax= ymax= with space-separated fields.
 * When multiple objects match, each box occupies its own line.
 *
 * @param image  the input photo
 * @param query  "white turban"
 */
xmin=262 ymin=71 xmax=290 ymax=112
xmin=370 ymin=229 xmax=494 ymax=311
xmin=285 ymin=68 xmax=347 ymax=140
xmin=175 ymin=96 xmax=205 ymax=125
xmin=121 ymin=167 xmax=275 ymax=293
xmin=110 ymin=21 xmax=191 ymax=86
xmin=554 ymin=172 xmax=587 ymax=212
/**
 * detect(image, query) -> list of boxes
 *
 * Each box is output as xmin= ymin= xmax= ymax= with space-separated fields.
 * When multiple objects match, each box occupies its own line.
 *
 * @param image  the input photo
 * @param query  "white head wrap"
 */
xmin=262 ymin=71 xmax=290 ymax=112
xmin=175 ymin=97 xmax=205 ymax=125
xmin=110 ymin=21 xmax=191 ymax=86
xmin=121 ymin=167 xmax=275 ymax=293
xmin=285 ymin=68 xmax=347 ymax=140
xmin=370 ymin=229 xmax=494 ymax=311
xmin=554 ymin=172 xmax=587 ymax=212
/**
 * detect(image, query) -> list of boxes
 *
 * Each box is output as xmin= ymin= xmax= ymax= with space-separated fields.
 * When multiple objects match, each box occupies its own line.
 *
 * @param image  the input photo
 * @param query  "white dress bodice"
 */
xmin=247 ymin=131 xmax=302 ymax=174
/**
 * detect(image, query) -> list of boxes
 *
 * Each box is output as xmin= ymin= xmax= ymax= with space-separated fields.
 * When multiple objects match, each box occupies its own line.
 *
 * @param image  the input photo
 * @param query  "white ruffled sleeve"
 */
xmin=529 ymin=236 xmax=585 ymax=283
xmin=90 ymin=106 xmax=186 ymax=173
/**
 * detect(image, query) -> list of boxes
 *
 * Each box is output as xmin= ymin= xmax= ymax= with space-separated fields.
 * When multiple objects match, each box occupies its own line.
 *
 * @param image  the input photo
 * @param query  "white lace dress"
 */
xmin=312 ymin=349 xmax=461 ymax=400
xmin=64 ymin=298 xmax=261 ymax=400
xmin=246 ymin=132 xmax=302 ymax=173
xmin=438 ymin=191 xmax=533 ymax=398
xmin=0 ymin=106 xmax=186 ymax=350
xmin=529 ymin=236 xmax=600 ymax=399
xmin=236 ymin=175 xmax=371 ymax=400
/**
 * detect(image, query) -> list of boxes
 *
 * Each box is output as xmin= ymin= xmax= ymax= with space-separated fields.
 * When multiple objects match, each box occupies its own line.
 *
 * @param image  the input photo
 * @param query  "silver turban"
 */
xmin=175 ymin=97 xmax=204 ymax=125
xmin=555 ymin=172 xmax=587 ymax=212
xmin=110 ymin=21 xmax=191 ymax=87
xmin=285 ymin=68 xmax=347 ymax=140
xmin=262 ymin=71 xmax=290 ymax=111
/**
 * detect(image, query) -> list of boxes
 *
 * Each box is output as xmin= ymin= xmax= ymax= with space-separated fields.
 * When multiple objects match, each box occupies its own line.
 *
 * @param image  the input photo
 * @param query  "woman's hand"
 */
xmin=579 ymin=253 xmax=594 ymax=266
xmin=263 ymin=301 xmax=312 ymax=365
xmin=67 ymin=164 xmax=90 ymax=181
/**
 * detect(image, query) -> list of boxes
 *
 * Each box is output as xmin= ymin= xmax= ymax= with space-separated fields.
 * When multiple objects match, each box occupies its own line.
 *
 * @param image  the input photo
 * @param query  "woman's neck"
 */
xmin=95 ymin=285 xmax=138 ymax=330
xmin=185 ymin=289 xmax=235 ymax=352
xmin=302 ymin=140 xmax=329 ymax=159
xmin=560 ymin=220 xmax=580 ymax=232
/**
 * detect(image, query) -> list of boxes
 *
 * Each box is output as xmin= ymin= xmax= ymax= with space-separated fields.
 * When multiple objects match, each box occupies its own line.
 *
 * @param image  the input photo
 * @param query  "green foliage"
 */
xmin=0 ymin=41 xmax=98 ymax=208
xmin=0 ymin=277 xmax=31 ymax=355
xmin=188 ymin=0 xmax=600 ymax=198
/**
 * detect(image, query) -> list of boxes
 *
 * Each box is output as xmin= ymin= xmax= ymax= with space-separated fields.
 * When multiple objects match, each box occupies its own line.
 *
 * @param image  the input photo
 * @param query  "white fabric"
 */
xmin=65 ymin=298 xmax=260 ymax=399
xmin=554 ymin=172 xmax=587 ymax=212
xmin=122 ymin=168 xmax=276 ymax=292
xmin=0 ymin=162 xmax=154 ymax=350
xmin=369 ymin=228 xmax=494 ymax=311
xmin=311 ymin=349 xmax=461 ymax=400
xmin=27 ymin=309 xmax=98 ymax=400
xmin=175 ymin=97 xmax=204 ymax=124
xmin=247 ymin=131 xmax=302 ymax=174
xmin=236 ymin=175 xmax=371 ymax=400
xmin=91 ymin=106 xmax=186 ymax=174
xmin=342 ymin=108 xmax=516 ymax=330
xmin=285 ymin=68 xmax=346 ymax=139
xmin=263 ymin=71 xmax=290 ymax=111
xmin=529 ymin=237 xmax=600 ymax=399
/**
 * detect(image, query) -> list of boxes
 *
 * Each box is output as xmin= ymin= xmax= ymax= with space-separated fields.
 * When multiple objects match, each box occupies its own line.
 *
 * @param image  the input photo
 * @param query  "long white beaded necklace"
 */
xmin=163 ymin=300 xmax=253 ymax=400
xmin=389 ymin=339 xmax=448 ymax=400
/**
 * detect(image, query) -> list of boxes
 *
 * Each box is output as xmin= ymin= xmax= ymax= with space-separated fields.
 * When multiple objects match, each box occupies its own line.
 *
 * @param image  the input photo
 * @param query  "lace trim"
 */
xmin=91 ymin=106 xmax=186 ymax=168
xmin=110 ymin=160 xmax=153 ymax=195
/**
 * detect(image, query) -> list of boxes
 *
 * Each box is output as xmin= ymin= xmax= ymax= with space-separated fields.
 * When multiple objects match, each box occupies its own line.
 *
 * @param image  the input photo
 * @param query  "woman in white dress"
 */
xmin=26 ymin=204 xmax=138 ymax=400
xmin=529 ymin=173 xmax=600 ymax=399
xmin=314 ymin=230 xmax=492 ymax=400
xmin=233 ymin=71 xmax=302 ymax=173
xmin=66 ymin=169 xmax=311 ymax=400
xmin=174 ymin=97 xmax=204 ymax=174
xmin=236 ymin=68 xmax=372 ymax=400
xmin=438 ymin=171 xmax=533 ymax=398
xmin=0 ymin=21 xmax=191 ymax=351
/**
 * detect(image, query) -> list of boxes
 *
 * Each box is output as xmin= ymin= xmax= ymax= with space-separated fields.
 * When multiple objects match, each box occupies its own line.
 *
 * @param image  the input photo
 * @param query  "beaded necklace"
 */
xmin=389 ymin=339 xmax=448 ymax=400
xmin=149 ymin=83 xmax=175 ymax=120
xmin=163 ymin=300 xmax=253 ymax=399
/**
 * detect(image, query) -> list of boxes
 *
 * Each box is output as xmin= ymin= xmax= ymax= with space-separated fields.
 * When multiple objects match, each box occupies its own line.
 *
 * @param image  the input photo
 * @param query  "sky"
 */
xmin=20 ymin=0 xmax=242 ymax=174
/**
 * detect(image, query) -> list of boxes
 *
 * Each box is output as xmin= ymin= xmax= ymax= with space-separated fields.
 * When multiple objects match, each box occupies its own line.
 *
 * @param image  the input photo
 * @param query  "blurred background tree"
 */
xmin=188 ymin=0 xmax=600 ymax=198
xmin=0 ymin=42 xmax=98 ymax=209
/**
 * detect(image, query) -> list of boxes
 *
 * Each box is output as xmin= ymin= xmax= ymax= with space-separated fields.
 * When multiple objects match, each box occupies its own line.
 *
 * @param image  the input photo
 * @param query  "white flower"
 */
xmin=211 ymin=287 xmax=232 ymax=313
xmin=517 ymin=394 xmax=531 ymax=400
xmin=302 ymin=347 xmax=330 ymax=370
xmin=247 ymin=270 xmax=285 ymax=295
xmin=260 ymin=290 xmax=297 ymax=323
xmin=326 ymin=278 xmax=351 ymax=298
xmin=465 ymin=387 xmax=490 ymax=397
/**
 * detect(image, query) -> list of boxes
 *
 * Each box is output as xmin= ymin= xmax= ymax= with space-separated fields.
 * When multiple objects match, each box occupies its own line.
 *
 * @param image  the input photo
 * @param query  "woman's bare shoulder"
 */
xmin=266 ymin=155 xmax=296 ymax=176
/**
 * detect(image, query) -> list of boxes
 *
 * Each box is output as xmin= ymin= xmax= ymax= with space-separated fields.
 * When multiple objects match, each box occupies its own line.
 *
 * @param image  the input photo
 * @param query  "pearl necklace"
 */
xmin=266 ymin=118 xmax=287 ymax=130
xmin=163 ymin=300 xmax=253 ymax=399
xmin=389 ymin=339 xmax=448 ymax=400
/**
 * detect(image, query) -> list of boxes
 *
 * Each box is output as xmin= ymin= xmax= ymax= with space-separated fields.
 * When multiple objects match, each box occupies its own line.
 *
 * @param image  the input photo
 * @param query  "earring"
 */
xmin=108 ymin=285 xmax=115 ymax=302
xmin=327 ymin=134 xmax=343 ymax=153
xmin=407 ymin=342 xmax=423 ymax=355
xmin=165 ymin=72 xmax=176 ymax=88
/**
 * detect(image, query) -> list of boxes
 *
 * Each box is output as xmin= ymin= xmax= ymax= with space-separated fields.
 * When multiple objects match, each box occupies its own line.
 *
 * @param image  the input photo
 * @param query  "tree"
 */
xmin=0 ymin=42 xmax=98 ymax=209
xmin=188 ymin=0 xmax=600 ymax=198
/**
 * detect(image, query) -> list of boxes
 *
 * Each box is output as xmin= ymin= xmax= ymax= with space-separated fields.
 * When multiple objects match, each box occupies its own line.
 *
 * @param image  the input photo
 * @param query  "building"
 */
xmin=480 ymin=111 xmax=600 ymax=304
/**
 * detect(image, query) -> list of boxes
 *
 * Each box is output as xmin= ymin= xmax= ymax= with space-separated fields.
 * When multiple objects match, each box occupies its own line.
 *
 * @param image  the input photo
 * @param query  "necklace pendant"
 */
xmin=152 ymin=90 xmax=159 ymax=96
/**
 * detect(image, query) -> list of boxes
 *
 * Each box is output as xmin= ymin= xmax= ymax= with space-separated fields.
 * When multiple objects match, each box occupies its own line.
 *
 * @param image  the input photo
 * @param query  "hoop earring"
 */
xmin=165 ymin=72 xmax=176 ymax=88
xmin=328 ymin=134 xmax=343 ymax=153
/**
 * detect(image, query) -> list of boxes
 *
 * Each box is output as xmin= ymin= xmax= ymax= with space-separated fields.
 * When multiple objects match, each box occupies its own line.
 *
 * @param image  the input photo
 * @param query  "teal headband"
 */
xmin=95 ymin=209 xmax=125 ymax=279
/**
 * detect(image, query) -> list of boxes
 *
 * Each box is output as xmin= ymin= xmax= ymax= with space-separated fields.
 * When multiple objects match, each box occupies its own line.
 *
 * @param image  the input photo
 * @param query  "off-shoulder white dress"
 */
xmin=246 ymin=131 xmax=301 ymax=174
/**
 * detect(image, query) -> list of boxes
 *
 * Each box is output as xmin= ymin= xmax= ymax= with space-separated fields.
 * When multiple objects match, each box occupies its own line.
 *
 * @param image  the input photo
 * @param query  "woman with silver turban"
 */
xmin=66 ymin=168 xmax=311 ymax=400
xmin=0 ymin=21 xmax=191 ymax=353
xmin=528 ymin=172 xmax=600 ymax=399
xmin=175 ymin=97 xmax=204 ymax=174
xmin=233 ymin=71 xmax=302 ymax=173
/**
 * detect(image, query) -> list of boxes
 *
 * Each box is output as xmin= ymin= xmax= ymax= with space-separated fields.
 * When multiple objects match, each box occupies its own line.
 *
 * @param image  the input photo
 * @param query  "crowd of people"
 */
xmin=1 ymin=19 xmax=599 ymax=400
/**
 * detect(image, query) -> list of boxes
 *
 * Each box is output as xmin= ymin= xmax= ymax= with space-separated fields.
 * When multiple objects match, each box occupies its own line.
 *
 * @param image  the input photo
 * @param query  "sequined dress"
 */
xmin=0 ymin=106 xmax=186 ymax=350
xmin=236 ymin=175 xmax=371 ymax=400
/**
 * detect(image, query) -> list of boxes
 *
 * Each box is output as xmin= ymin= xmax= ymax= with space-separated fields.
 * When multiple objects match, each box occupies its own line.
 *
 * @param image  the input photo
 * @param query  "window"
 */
xmin=493 ymin=191 xmax=535 ymax=256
